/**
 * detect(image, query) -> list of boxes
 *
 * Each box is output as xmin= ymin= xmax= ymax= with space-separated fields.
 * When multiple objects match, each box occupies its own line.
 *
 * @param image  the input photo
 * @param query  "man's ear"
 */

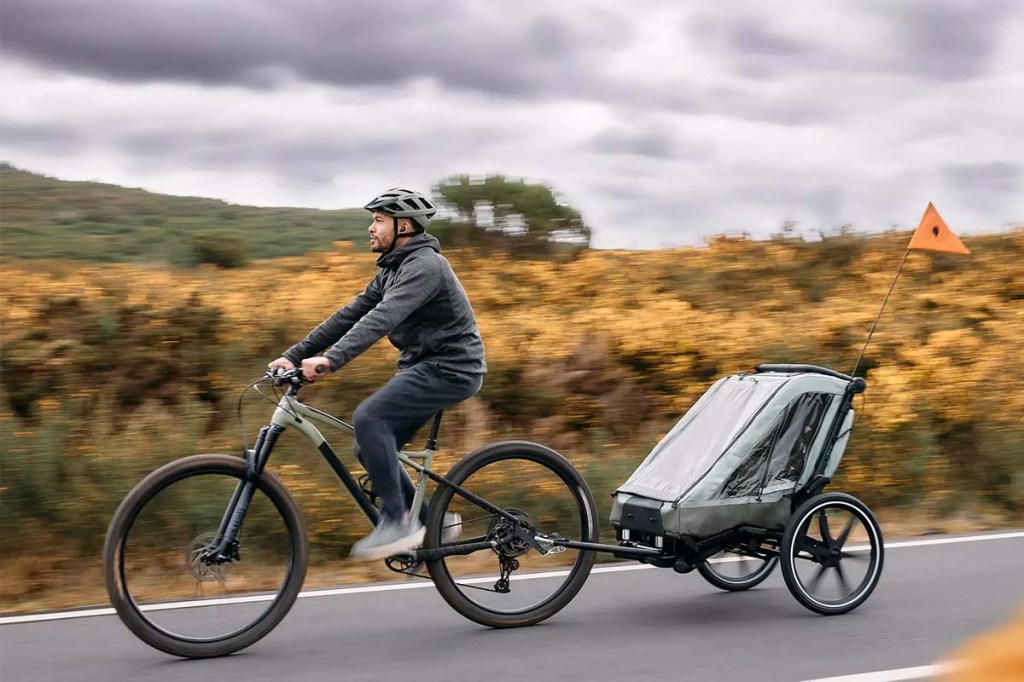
xmin=398 ymin=219 xmax=414 ymax=235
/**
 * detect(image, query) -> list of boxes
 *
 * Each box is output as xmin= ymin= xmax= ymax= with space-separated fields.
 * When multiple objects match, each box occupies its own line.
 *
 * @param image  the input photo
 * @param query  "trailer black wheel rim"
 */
xmin=788 ymin=500 xmax=881 ymax=610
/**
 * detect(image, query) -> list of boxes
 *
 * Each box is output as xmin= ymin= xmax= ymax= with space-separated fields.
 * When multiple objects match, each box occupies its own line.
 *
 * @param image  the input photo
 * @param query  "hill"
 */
xmin=0 ymin=163 xmax=370 ymax=263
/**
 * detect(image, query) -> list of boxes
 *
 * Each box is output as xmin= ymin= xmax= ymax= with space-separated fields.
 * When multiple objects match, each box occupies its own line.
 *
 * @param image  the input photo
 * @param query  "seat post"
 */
xmin=426 ymin=411 xmax=443 ymax=451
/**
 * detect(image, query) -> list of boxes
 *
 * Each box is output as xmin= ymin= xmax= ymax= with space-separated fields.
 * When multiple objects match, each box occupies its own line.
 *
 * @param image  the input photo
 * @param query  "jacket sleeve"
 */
xmin=323 ymin=254 xmax=442 ymax=371
xmin=282 ymin=276 xmax=383 ymax=365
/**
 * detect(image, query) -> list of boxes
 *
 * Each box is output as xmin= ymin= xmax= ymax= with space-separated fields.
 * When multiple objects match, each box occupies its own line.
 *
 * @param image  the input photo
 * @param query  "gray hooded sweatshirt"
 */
xmin=282 ymin=233 xmax=486 ymax=375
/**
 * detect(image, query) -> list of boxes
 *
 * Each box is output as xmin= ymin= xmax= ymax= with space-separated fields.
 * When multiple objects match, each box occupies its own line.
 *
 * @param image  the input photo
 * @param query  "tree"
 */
xmin=433 ymin=174 xmax=590 ymax=255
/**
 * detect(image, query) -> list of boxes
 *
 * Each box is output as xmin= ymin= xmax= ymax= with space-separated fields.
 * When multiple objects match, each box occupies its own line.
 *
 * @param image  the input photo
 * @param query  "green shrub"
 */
xmin=188 ymin=233 xmax=249 ymax=268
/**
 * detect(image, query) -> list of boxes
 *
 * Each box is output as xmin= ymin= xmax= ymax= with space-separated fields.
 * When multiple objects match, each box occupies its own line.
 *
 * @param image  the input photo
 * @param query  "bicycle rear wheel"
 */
xmin=425 ymin=441 xmax=598 ymax=628
xmin=103 ymin=455 xmax=308 ymax=658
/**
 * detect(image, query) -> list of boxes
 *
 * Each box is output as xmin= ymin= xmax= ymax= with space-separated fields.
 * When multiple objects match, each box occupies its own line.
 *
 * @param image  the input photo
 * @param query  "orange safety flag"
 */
xmin=907 ymin=202 xmax=971 ymax=254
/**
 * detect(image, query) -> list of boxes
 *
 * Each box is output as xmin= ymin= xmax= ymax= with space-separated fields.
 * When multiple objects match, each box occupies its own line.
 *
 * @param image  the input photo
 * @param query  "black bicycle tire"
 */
xmin=780 ymin=492 xmax=884 ymax=615
xmin=424 ymin=440 xmax=599 ymax=628
xmin=697 ymin=553 xmax=779 ymax=591
xmin=102 ymin=454 xmax=309 ymax=658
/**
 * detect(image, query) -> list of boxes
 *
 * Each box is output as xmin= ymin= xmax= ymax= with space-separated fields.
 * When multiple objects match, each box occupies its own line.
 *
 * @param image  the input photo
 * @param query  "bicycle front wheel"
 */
xmin=103 ymin=455 xmax=308 ymax=658
xmin=425 ymin=441 xmax=598 ymax=628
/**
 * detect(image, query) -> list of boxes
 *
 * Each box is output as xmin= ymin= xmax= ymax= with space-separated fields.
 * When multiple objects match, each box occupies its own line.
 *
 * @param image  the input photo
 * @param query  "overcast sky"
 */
xmin=1 ymin=1 xmax=1022 ymax=248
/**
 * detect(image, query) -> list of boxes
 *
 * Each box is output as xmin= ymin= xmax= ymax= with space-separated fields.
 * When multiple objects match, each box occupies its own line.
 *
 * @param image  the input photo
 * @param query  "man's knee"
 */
xmin=353 ymin=399 xmax=384 ymax=433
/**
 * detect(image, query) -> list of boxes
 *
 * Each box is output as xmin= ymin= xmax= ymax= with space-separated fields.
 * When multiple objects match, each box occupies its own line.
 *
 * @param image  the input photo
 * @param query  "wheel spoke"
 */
xmin=795 ymin=536 xmax=813 ymax=554
xmin=795 ymin=536 xmax=827 ymax=562
xmin=835 ymin=562 xmax=851 ymax=595
xmin=809 ymin=564 xmax=828 ymax=591
xmin=818 ymin=510 xmax=833 ymax=547
xmin=835 ymin=516 xmax=856 ymax=551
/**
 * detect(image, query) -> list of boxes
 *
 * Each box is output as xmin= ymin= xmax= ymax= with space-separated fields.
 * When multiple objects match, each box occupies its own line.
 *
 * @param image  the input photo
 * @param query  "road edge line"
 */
xmin=796 ymin=662 xmax=954 ymax=681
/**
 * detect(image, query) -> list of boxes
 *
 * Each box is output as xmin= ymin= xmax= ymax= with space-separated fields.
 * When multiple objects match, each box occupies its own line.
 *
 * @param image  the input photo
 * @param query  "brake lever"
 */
xmin=267 ymin=363 xmax=326 ymax=387
xmin=267 ymin=368 xmax=295 ymax=387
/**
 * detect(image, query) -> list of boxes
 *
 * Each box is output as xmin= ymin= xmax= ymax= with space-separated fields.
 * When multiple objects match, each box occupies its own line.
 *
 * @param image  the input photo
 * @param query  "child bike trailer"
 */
xmin=610 ymin=364 xmax=884 ymax=615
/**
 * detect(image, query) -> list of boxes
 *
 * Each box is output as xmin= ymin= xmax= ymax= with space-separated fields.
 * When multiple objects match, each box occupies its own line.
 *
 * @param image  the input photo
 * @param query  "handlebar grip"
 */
xmin=314 ymin=364 xmax=328 ymax=375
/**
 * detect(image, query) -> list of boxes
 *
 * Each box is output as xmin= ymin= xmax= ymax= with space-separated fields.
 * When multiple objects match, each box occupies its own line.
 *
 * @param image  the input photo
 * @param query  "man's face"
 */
xmin=368 ymin=212 xmax=411 ymax=253
xmin=368 ymin=212 xmax=394 ymax=253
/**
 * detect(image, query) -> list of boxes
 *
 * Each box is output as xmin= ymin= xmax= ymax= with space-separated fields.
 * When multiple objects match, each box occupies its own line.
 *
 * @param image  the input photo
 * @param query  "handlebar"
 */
xmin=266 ymin=364 xmax=328 ymax=388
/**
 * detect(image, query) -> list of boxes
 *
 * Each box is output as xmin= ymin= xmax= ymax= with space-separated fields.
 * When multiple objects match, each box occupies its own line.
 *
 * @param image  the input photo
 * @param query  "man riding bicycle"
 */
xmin=268 ymin=188 xmax=486 ymax=560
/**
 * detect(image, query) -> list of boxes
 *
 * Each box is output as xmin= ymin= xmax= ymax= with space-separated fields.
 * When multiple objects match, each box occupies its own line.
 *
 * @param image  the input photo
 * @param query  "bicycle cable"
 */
xmin=234 ymin=372 xmax=304 ymax=454
xmin=252 ymin=379 xmax=305 ymax=423
xmin=236 ymin=376 xmax=268 ymax=454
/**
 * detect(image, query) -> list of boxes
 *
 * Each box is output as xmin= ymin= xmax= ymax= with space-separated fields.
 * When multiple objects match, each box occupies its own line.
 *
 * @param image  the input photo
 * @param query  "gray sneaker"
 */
xmin=351 ymin=514 xmax=425 ymax=561
xmin=441 ymin=512 xmax=462 ymax=544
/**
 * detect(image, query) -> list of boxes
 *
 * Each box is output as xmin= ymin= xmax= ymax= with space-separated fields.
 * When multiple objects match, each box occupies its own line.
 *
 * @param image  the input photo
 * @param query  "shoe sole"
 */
xmin=350 ymin=526 xmax=426 ymax=562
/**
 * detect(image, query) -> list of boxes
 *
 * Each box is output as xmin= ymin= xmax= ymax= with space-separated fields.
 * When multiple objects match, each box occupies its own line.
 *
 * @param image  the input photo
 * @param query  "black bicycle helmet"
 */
xmin=364 ymin=188 xmax=437 ymax=233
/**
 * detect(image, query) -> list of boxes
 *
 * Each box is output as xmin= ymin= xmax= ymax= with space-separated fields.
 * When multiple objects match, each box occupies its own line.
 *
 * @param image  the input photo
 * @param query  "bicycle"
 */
xmin=103 ymin=367 xmax=599 ymax=658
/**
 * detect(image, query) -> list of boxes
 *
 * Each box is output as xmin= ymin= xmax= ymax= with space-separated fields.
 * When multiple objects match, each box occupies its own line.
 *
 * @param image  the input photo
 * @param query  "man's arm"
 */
xmin=281 ymin=277 xmax=383 ymax=365
xmin=323 ymin=255 xmax=442 ymax=371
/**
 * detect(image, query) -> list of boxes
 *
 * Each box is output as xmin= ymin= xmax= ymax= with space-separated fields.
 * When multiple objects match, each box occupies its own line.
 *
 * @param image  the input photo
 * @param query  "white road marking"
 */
xmin=797 ymin=662 xmax=954 ymax=681
xmin=1 ymin=530 xmax=1021 ymax=626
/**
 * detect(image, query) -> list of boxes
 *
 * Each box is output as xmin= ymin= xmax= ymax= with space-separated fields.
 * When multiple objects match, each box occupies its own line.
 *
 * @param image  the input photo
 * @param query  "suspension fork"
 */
xmin=205 ymin=424 xmax=284 ymax=563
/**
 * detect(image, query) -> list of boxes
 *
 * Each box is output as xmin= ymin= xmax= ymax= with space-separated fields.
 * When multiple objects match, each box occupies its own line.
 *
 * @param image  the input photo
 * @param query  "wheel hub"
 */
xmin=488 ymin=508 xmax=534 ymax=559
xmin=185 ymin=532 xmax=228 ymax=582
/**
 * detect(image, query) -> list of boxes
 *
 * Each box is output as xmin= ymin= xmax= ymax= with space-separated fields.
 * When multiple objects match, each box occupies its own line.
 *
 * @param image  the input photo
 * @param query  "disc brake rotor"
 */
xmin=185 ymin=531 xmax=227 ymax=583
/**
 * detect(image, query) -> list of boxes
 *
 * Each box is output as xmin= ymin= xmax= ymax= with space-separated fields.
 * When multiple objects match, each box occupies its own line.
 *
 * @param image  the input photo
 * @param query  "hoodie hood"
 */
xmin=376 ymin=232 xmax=441 ymax=269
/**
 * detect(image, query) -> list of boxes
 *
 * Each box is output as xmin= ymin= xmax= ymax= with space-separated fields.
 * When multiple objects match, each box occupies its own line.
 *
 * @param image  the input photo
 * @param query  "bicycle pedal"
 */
xmin=385 ymin=552 xmax=424 ymax=575
xmin=357 ymin=474 xmax=381 ymax=507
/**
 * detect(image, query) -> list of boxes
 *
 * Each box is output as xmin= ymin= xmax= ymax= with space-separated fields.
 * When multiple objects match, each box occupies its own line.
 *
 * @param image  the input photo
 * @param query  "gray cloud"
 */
xmin=0 ymin=114 xmax=508 ymax=187
xmin=690 ymin=0 xmax=1014 ymax=83
xmin=587 ymin=125 xmax=715 ymax=160
xmin=943 ymin=162 xmax=1023 ymax=215
xmin=0 ymin=121 xmax=83 ymax=151
xmin=0 ymin=0 xmax=628 ymax=97
xmin=688 ymin=11 xmax=844 ymax=82
xmin=729 ymin=19 xmax=816 ymax=58
xmin=945 ymin=162 xmax=1022 ymax=193
xmin=886 ymin=0 xmax=1016 ymax=81
xmin=591 ymin=128 xmax=672 ymax=158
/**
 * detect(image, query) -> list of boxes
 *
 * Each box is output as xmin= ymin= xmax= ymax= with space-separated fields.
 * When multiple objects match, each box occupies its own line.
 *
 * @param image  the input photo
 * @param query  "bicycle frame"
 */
xmin=270 ymin=392 xmax=438 ymax=525
xmin=204 ymin=381 xmax=530 ymax=565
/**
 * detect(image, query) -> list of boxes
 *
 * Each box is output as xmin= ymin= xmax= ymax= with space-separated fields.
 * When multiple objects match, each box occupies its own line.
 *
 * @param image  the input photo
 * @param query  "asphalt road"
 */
xmin=3 ymin=530 xmax=1022 ymax=682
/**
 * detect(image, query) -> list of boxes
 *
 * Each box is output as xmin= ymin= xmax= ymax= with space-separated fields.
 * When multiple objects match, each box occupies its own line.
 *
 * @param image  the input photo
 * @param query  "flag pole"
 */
xmin=851 ymin=247 xmax=911 ymax=378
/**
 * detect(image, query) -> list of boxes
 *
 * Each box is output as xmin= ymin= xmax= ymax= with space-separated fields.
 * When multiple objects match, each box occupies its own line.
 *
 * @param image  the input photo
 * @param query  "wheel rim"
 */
xmin=789 ymin=500 xmax=881 ymax=609
xmin=117 ymin=470 xmax=295 ymax=642
xmin=433 ymin=454 xmax=594 ymax=616
xmin=704 ymin=549 xmax=777 ymax=585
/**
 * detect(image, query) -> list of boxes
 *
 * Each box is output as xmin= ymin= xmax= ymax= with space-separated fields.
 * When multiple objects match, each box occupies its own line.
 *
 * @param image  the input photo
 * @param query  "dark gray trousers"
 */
xmin=353 ymin=361 xmax=482 ymax=521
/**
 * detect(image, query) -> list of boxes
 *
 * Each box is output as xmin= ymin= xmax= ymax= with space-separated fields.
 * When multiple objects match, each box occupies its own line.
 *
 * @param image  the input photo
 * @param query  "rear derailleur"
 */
xmin=494 ymin=556 xmax=519 ymax=593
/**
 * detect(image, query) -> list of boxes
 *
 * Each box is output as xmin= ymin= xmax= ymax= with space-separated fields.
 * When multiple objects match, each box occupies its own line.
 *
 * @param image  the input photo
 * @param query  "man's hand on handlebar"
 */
xmin=267 ymin=357 xmax=295 ymax=372
xmin=265 ymin=356 xmax=329 ymax=385
xmin=301 ymin=357 xmax=332 ymax=381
